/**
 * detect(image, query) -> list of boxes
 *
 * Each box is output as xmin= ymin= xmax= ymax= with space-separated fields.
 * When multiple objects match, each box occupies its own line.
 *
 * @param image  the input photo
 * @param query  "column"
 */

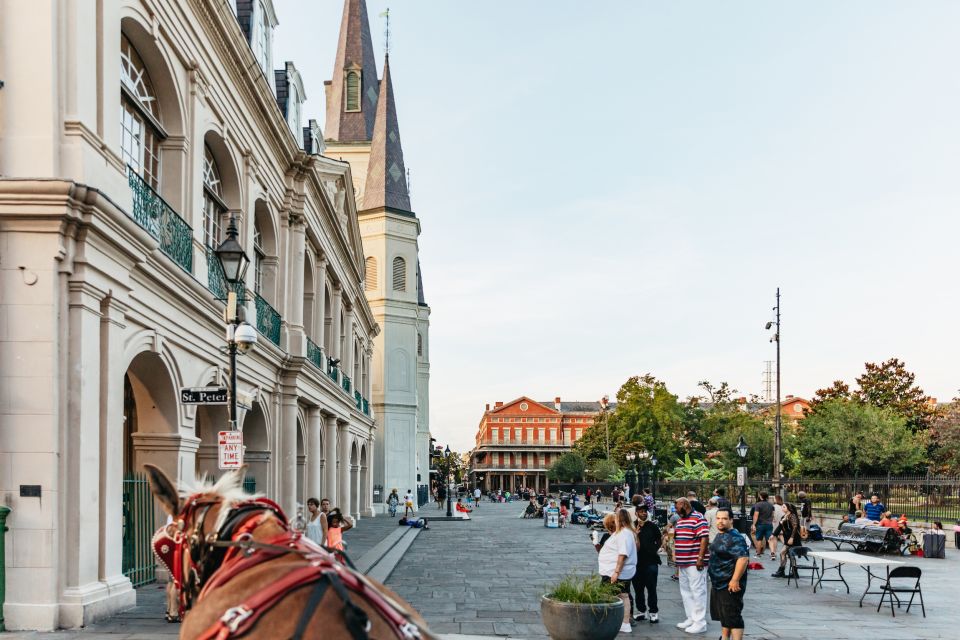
xmin=330 ymin=285 xmax=342 ymax=361
xmin=351 ymin=459 xmax=360 ymax=522
xmin=337 ymin=421 xmax=351 ymax=515
xmin=323 ymin=414 xmax=338 ymax=502
xmin=344 ymin=308 xmax=354 ymax=386
xmin=315 ymin=257 xmax=327 ymax=350
xmin=307 ymin=407 xmax=323 ymax=500
xmin=279 ymin=394 xmax=299 ymax=516
xmin=286 ymin=213 xmax=306 ymax=355
xmin=365 ymin=439 xmax=375 ymax=517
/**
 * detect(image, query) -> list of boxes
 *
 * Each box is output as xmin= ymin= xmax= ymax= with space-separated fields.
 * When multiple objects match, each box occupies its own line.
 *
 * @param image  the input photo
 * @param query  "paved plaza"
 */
xmin=4 ymin=502 xmax=955 ymax=639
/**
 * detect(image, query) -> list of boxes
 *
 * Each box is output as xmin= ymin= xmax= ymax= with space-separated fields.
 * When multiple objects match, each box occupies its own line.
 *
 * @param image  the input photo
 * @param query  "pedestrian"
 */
xmin=770 ymin=495 xmax=785 ymax=557
xmin=704 ymin=497 xmax=720 ymax=543
xmin=387 ymin=489 xmax=400 ymax=518
xmin=750 ymin=492 xmax=775 ymax=561
xmin=674 ymin=497 xmax=710 ymax=634
xmin=404 ymin=489 xmax=416 ymax=518
xmin=863 ymin=493 xmax=885 ymax=522
xmin=473 ymin=486 xmax=482 ymax=508
xmin=305 ymin=497 xmax=326 ymax=545
xmin=643 ymin=488 xmax=656 ymax=514
xmin=325 ymin=508 xmax=348 ymax=551
xmin=796 ymin=490 xmax=812 ymax=525
xmin=708 ymin=508 xmax=749 ymax=640
xmin=597 ymin=508 xmax=637 ymax=635
xmin=612 ymin=486 xmax=621 ymax=504
xmin=848 ymin=490 xmax=864 ymax=522
xmin=687 ymin=491 xmax=706 ymax=515
xmin=596 ymin=488 xmax=603 ymax=503
xmin=631 ymin=503 xmax=662 ymax=624
xmin=771 ymin=503 xmax=802 ymax=578
xmin=437 ymin=483 xmax=446 ymax=509
xmin=713 ymin=488 xmax=732 ymax=511
xmin=586 ymin=487 xmax=592 ymax=504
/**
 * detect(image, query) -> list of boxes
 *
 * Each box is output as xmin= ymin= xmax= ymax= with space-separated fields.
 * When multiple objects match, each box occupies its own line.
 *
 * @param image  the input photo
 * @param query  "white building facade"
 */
xmin=0 ymin=0 xmax=379 ymax=630
xmin=322 ymin=0 xmax=432 ymax=505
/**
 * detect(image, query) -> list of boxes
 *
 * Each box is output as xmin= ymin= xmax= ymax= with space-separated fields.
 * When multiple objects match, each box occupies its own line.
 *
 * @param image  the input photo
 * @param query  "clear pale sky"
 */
xmin=274 ymin=1 xmax=960 ymax=452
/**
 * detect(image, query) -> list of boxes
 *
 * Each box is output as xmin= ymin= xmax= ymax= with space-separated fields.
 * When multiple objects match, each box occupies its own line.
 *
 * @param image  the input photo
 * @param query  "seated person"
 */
xmin=559 ymin=504 xmax=568 ymax=527
xmin=455 ymin=498 xmax=472 ymax=513
xmin=854 ymin=510 xmax=872 ymax=525
xmin=879 ymin=511 xmax=899 ymax=528
xmin=524 ymin=499 xmax=537 ymax=517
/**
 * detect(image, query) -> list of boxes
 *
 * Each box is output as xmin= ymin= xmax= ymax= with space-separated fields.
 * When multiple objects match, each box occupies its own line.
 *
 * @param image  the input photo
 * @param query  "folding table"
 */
xmin=807 ymin=550 xmax=904 ymax=606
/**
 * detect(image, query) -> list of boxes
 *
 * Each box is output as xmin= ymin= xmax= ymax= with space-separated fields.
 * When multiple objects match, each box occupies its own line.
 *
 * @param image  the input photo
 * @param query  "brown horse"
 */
xmin=144 ymin=464 xmax=434 ymax=640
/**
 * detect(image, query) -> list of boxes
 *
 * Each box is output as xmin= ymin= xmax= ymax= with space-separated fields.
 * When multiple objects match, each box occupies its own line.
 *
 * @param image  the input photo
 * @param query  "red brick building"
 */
xmin=468 ymin=396 xmax=607 ymax=493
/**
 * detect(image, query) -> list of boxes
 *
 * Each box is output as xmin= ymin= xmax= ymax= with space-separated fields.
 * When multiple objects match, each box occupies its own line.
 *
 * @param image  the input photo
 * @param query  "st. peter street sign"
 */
xmin=180 ymin=386 xmax=229 ymax=405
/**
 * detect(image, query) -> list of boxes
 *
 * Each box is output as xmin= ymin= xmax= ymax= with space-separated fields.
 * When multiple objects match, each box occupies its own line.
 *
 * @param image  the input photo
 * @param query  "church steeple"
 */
xmin=362 ymin=55 xmax=411 ymax=212
xmin=324 ymin=0 xmax=379 ymax=142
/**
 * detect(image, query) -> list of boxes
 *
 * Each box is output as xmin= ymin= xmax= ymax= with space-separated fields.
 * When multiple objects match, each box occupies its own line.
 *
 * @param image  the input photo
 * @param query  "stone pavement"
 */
xmin=4 ymin=503 xmax=956 ymax=639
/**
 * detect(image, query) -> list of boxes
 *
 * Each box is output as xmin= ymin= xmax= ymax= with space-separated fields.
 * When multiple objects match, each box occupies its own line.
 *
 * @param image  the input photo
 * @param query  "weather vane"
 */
xmin=380 ymin=7 xmax=391 ymax=55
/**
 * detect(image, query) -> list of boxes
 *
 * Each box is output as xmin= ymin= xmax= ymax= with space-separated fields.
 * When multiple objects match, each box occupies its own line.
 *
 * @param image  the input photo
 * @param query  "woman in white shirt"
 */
xmin=597 ymin=508 xmax=637 ymax=634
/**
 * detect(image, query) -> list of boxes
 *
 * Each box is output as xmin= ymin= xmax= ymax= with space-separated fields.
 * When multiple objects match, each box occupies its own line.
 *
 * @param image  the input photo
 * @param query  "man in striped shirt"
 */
xmin=674 ymin=497 xmax=710 ymax=634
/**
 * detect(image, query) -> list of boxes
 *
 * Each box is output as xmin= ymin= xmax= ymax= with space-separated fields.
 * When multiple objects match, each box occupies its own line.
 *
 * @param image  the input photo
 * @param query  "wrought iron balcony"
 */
xmin=354 ymin=390 xmax=362 ymax=411
xmin=342 ymin=374 xmax=352 ymax=394
xmin=253 ymin=291 xmax=281 ymax=346
xmin=306 ymin=337 xmax=323 ymax=369
xmin=362 ymin=398 xmax=370 ymax=415
xmin=327 ymin=359 xmax=339 ymax=382
xmin=127 ymin=168 xmax=193 ymax=273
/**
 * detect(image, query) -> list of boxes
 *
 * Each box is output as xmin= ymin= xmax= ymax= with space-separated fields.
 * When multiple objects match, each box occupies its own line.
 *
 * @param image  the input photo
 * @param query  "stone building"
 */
xmin=322 ymin=0 xmax=432 ymax=505
xmin=469 ymin=397 xmax=606 ymax=493
xmin=0 ymin=0 xmax=379 ymax=630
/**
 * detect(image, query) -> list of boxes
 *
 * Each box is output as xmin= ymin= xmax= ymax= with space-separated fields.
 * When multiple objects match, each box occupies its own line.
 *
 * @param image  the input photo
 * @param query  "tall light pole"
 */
xmin=765 ymin=288 xmax=781 ymax=497
xmin=214 ymin=216 xmax=255 ymax=430
xmin=736 ymin=435 xmax=749 ymax=525
xmin=444 ymin=445 xmax=453 ymax=517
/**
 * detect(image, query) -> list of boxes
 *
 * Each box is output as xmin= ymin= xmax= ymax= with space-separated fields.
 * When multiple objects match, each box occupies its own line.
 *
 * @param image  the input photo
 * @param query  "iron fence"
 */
xmin=127 ymin=167 xmax=193 ymax=273
xmin=253 ymin=291 xmax=281 ymax=346
xmin=121 ymin=473 xmax=156 ymax=587
xmin=654 ymin=474 xmax=960 ymax=523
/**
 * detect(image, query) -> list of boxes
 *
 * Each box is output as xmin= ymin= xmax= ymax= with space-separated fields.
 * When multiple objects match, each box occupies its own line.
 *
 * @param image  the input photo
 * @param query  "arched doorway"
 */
xmin=359 ymin=444 xmax=369 ymax=515
xmin=242 ymin=402 xmax=271 ymax=496
xmin=350 ymin=442 xmax=360 ymax=520
xmin=296 ymin=418 xmax=306 ymax=507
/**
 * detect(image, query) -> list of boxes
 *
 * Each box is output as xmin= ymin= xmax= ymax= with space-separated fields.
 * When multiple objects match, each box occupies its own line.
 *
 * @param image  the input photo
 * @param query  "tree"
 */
xmin=854 ymin=358 xmax=937 ymax=431
xmin=586 ymin=458 xmax=621 ymax=482
xmin=812 ymin=380 xmax=852 ymax=406
xmin=605 ymin=374 xmax=687 ymax=464
xmin=930 ymin=397 xmax=960 ymax=474
xmin=547 ymin=452 xmax=586 ymax=483
xmin=797 ymin=399 xmax=926 ymax=476
xmin=662 ymin=453 xmax=729 ymax=481
xmin=573 ymin=412 xmax=609 ymax=462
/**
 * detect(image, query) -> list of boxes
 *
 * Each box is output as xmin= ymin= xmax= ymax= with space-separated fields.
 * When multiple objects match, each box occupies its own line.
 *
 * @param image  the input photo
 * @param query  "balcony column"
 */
xmin=307 ymin=407 xmax=323 ymax=500
xmin=330 ymin=284 xmax=342 ymax=362
xmin=286 ymin=212 xmax=306 ymax=355
xmin=279 ymin=394 xmax=299 ymax=517
xmin=337 ymin=421 xmax=351 ymax=515
xmin=323 ymin=413 xmax=338 ymax=502
xmin=316 ymin=257 xmax=327 ymax=351
xmin=344 ymin=307 xmax=354 ymax=388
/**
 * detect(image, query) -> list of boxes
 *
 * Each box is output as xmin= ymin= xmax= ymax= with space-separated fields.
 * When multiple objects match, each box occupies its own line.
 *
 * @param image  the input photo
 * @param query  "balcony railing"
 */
xmin=362 ymin=398 xmax=370 ymax=415
xmin=253 ymin=291 xmax=281 ymax=346
xmin=354 ymin=390 xmax=362 ymax=411
xmin=327 ymin=361 xmax=339 ymax=383
xmin=128 ymin=168 xmax=193 ymax=273
xmin=342 ymin=374 xmax=352 ymax=394
xmin=306 ymin=337 xmax=323 ymax=369
xmin=472 ymin=462 xmax=547 ymax=471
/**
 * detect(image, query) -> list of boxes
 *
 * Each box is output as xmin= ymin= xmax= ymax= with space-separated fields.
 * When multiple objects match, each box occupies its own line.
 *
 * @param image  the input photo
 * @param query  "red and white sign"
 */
xmin=218 ymin=431 xmax=243 ymax=470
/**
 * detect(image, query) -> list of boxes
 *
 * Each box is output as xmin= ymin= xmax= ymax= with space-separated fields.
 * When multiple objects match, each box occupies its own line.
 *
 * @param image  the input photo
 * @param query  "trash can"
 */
xmin=923 ymin=533 xmax=946 ymax=559
xmin=733 ymin=515 xmax=751 ymax=535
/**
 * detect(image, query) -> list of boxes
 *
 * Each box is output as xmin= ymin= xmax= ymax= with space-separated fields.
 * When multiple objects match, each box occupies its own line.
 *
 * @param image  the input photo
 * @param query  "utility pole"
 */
xmin=774 ymin=288 xmax=782 ymax=497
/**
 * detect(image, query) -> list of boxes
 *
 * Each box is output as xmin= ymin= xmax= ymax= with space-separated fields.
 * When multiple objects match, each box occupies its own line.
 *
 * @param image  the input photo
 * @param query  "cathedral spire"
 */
xmin=324 ymin=0 xmax=379 ymax=142
xmin=362 ymin=54 xmax=411 ymax=212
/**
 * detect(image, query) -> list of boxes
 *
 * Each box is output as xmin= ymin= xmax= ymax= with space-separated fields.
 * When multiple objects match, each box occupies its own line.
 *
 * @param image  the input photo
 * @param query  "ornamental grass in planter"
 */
xmin=540 ymin=574 xmax=624 ymax=640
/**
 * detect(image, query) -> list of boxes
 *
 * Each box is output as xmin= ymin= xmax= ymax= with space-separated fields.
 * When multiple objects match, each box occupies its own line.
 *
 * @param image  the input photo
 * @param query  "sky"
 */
xmin=273 ymin=1 xmax=960 ymax=452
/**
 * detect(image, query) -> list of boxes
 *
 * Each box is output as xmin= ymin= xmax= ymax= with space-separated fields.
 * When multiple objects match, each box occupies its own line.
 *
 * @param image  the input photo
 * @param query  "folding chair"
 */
xmin=877 ymin=566 xmax=924 ymax=617
xmin=786 ymin=546 xmax=821 ymax=588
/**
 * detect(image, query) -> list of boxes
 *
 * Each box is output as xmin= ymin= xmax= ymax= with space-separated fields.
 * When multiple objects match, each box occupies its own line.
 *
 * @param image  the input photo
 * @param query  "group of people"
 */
xmin=299 ymin=497 xmax=352 ymax=552
xmin=595 ymin=493 xmax=750 ymax=639
xmin=386 ymin=489 xmax=417 ymax=518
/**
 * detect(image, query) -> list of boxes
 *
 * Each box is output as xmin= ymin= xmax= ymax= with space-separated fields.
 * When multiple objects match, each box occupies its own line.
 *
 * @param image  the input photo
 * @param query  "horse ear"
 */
xmin=144 ymin=463 xmax=182 ymax=516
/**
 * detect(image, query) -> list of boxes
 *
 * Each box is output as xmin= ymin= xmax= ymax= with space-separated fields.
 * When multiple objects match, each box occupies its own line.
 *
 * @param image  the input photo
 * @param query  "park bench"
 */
xmin=822 ymin=523 xmax=904 ymax=555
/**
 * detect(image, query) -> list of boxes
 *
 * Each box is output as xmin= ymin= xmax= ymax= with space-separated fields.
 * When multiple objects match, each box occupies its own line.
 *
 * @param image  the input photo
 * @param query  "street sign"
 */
xmin=180 ymin=386 xmax=229 ymax=405
xmin=218 ymin=431 xmax=243 ymax=469
xmin=737 ymin=466 xmax=748 ymax=487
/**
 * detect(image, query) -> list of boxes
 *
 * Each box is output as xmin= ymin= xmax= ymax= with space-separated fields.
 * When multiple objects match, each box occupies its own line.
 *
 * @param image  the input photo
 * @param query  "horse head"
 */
xmin=144 ymin=463 xmax=288 ymax=614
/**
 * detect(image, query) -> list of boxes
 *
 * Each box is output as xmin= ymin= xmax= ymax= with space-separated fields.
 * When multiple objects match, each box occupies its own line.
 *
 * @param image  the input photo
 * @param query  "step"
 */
xmin=354 ymin=526 xmax=409 ymax=574
xmin=367 ymin=526 xmax=421 ymax=583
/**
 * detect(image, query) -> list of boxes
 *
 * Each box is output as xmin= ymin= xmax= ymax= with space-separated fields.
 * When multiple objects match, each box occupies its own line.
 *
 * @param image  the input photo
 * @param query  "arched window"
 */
xmin=392 ymin=256 xmax=406 ymax=292
xmin=120 ymin=34 xmax=162 ymax=188
xmin=364 ymin=257 xmax=377 ymax=291
xmin=253 ymin=220 xmax=265 ymax=294
xmin=202 ymin=146 xmax=226 ymax=248
xmin=345 ymin=71 xmax=360 ymax=112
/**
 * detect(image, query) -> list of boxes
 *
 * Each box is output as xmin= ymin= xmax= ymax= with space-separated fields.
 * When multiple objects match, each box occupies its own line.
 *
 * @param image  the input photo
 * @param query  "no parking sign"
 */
xmin=218 ymin=431 xmax=243 ymax=470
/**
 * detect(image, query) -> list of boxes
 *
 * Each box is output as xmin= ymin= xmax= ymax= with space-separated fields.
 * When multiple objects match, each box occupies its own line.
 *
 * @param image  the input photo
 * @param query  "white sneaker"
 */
xmin=685 ymin=622 xmax=708 ymax=634
xmin=649 ymin=613 xmax=659 ymax=623
xmin=676 ymin=619 xmax=693 ymax=629
xmin=631 ymin=612 xmax=646 ymax=622
xmin=619 ymin=623 xmax=632 ymax=633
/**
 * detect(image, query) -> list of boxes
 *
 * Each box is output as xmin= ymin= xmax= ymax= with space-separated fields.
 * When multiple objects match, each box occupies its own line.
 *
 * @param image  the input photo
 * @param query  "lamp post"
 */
xmin=214 ymin=216 xmax=255 ymax=430
xmin=444 ymin=445 xmax=453 ymax=517
xmin=650 ymin=452 xmax=658 ymax=516
xmin=765 ymin=288 xmax=782 ymax=497
xmin=736 ymin=435 xmax=749 ymax=522
xmin=625 ymin=452 xmax=637 ymax=499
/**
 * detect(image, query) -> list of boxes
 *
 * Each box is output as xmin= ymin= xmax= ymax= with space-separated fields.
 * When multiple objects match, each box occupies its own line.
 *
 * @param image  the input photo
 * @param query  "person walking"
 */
xmin=631 ymin=504 xmax=662 ymax=624
xmin=473 ymin=486 xmax=482 ymax=508
xmin=403 ymin=489 xmax=416 ymax=519
xmin=597 ymin=508 xmax=637 ymax=635
xmin=704 ymin=497 xmax=720 ymax=543
xmin=771 ymin=503 xmax=802 ymax=578
xmin=713 ymin=488 xmax=732 ymax=511
xmin=305 ymin=497 xmax=326 ymax=545
xmin=750 ymin=492 xmax=775 ymax=560
xmin=709 ymin=508 xmax=750 ymax=640
xmin=387 ymin=489 xmax=400 ymax=518
xmin=674 ymin=497 xmax=710 ymax=634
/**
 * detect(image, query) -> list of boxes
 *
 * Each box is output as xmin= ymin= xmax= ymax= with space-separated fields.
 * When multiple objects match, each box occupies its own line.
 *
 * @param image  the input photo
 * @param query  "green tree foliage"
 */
xmin=547 ymin=451 xmax=586 ymax=482
xmin=606 ymin=374 xmax=687 ymax=464
xmin=930 ymin=397 xmax=960 ymax=474
xmin=573 ymin=411 xmax=609 ymax=461
xmin=797 ymin=399 xmax=926 ymax=475
xmin=663 ymin=453 xmax=729 ymax=481
xmin=854 ymin=358 xmax=937 ymax=431
xmin=586 ymin=458 xmax=621 ymax=482
xmin=812 ymin=380 xmax=852 ymax=405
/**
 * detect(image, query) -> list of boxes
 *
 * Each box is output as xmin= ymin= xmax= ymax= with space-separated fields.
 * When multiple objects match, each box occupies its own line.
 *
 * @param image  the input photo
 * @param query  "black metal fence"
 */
xmin=655 ymin=474 xmax=960 ymax=523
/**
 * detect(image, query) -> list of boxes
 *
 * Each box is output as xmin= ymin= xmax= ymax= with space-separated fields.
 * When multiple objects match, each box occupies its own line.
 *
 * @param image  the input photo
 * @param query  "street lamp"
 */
xmin=444 ymin=445 xmax=453 ymax=517
xmin=765 ymin=288 xmax=782 ymax=497
xmin=650 ymin=452 xmax=658 ymax=515
xmin=214 ymin=216 xmax=255 ymax=430
xmin=736 ymin=435 xmax=749 ymax=520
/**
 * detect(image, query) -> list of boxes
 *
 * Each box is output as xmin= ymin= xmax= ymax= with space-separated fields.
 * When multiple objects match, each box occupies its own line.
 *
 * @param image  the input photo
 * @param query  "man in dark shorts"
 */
xmin=750 ymin=492 xmax=775 ymax=560
xmin=709 ymin=508 xmax=749 ymax=640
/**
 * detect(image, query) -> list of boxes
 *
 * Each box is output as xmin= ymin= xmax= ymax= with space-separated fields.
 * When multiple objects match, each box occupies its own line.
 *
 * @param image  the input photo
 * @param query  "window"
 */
xmin=392 ymin=256 xmax=406 ymax=291
xmin=252 ymin=1 xmax=272 ymax=76
xmin=417 ymin=332 xmax=423 ymax=356
xmin=287 ymin=85 xmax=301 ymax=135
xmin=120 ymin=35 xmax=162 ymax=188
xmin=345 ymin=71 xmax=360 ymax=111
xmin=253 ymin=221 xmax=265 ymax=294
xmin=364 ymin=256 xmax=377 ymax=291
xmin=202 ymin=146 xmax=225 ymax=248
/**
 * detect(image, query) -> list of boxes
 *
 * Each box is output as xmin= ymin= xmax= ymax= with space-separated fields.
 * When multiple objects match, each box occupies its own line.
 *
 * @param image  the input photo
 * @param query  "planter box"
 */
xmin=540 ymin=595 xmax=623 ymax=640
